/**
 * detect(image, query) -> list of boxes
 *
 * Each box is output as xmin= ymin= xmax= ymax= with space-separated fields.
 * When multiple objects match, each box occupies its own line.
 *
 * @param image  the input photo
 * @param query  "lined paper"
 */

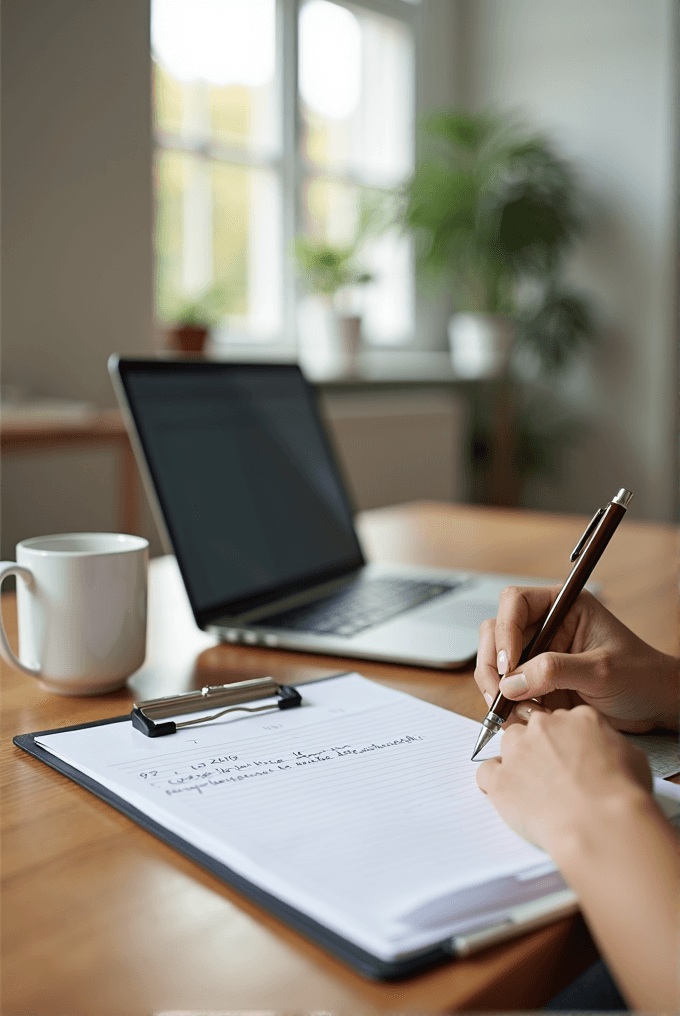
xmin=36 ymin=673 xmax=559 ymax=959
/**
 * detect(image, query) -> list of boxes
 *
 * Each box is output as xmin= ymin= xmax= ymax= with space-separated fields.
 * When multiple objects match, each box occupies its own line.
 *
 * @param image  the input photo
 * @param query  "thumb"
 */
xmin=499 ymin=650 xmax=602 ymax=701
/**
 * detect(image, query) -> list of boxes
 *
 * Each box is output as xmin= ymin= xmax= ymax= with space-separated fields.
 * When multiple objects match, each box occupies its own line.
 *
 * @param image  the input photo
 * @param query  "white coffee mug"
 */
xmin=0 ymin=533 xmax=148 ymax=695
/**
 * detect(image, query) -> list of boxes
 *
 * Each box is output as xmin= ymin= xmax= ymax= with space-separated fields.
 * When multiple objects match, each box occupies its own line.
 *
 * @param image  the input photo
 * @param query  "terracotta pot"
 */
xmin=168 ymin=325 xmax=209 ymax=354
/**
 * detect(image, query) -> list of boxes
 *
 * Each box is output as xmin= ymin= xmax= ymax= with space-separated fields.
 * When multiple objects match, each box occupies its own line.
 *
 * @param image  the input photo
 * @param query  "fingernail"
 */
xmin=483 ymin=691 xmax=493 ymax=708
xmin=496 ymin=649 xmax=508 ymax=676
xmin=500 ymin=672 xmax=528 ymax=696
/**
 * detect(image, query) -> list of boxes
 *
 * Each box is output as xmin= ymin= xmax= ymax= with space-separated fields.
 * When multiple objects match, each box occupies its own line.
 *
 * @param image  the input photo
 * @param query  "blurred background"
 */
xmin=1 ymin=0 xmax=677 ymax=560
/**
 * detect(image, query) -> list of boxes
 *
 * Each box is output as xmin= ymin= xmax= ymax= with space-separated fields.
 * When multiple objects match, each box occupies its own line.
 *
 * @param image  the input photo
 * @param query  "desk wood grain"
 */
xmin=2 ymin=503 xmax=677 ymax=1015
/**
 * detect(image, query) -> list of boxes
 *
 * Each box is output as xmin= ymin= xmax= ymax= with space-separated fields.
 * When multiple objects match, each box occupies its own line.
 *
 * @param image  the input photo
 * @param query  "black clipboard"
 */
xmin=13 ymin=682 xmax=456 ymax=981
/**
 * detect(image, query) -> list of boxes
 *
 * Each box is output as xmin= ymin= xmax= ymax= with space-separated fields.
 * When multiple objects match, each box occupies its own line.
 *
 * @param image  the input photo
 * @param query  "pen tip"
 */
xmin=471 ymin=725 xmax=496 ymax=760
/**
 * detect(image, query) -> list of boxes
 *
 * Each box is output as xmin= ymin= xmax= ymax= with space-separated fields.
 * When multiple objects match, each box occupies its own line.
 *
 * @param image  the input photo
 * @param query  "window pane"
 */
xmin=155 ymin=151 xmax=282 ymax=339
xmin=361 ymin=224 xmax=414 ymax=346
xmin=299 ymin=0 xmax=414 ymax=186
xmin=301 ymin=177 xmax=413 ymax=345
xmin=152 ymin=0 xmax=279 ymax=157
xmin=155 ymin=149 xmax=190 ymax=322
xmin=212 ymin=163 xmax=283 ymax=341
xmin=302 ymin=176 xmax=359 ymax=247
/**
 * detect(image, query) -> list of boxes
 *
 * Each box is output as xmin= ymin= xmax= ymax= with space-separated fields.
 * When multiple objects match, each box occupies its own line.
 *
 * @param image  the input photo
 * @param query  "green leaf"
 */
xmin=293 ymin=239 xmax=373 ymax=295
xmin=166 ymin=282 xmax=233 ymax=328
xmin=422 ymin=110 xmax=500 ymax=154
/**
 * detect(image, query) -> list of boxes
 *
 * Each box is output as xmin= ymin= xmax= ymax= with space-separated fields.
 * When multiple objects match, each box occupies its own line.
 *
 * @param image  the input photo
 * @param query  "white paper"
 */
xmin=36 ymin=673 xmax=561 ymax=960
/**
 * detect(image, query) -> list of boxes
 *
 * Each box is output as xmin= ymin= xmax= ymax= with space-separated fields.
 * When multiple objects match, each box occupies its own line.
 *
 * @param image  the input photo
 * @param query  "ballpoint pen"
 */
xmin=471 ymin=487 xmax=633 ymax=760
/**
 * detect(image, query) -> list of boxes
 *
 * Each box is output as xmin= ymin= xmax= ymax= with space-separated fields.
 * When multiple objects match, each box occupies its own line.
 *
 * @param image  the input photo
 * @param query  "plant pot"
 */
xmin=297 ymin=297 xmax=362 ymax=378
xmin=167 ymin=325 xmax=209 ymax=354
xmin=336 ymin=315 xmax=362 ymax=374
xmin=448 ymin=314 xmax=515 ymax=379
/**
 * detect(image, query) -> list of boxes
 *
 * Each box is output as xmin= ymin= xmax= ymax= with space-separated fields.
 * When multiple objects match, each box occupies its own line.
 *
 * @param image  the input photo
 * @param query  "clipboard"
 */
xmin=13 ymin=673 xmax=580 ymax=981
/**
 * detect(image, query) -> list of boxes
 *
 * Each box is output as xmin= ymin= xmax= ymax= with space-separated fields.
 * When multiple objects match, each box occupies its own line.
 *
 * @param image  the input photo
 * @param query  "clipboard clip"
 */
xmin=131 ymin=677 xmax=302 ymax=737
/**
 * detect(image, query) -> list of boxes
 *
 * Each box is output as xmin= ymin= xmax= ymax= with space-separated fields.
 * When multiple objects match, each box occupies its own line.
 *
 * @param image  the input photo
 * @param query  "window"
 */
xmin=152 ymin=0 xmax=419 ymax=349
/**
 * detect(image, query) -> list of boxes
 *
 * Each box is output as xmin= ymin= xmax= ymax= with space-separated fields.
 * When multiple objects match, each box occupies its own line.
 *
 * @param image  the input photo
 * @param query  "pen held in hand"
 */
xmin=471 ymin=488 xmax=633 ymax=760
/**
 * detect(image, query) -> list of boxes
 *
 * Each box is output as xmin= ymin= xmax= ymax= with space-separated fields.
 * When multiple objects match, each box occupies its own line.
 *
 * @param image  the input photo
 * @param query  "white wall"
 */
xmin=413 ymin=0 xmax=464 ymax=350
xmin=462 ymin=0 xmax=677 ymax=521
xmin=321 ymin=389 xmax=467 ymax=509
xmin=1 ymin=0 xmax=157 ymax=558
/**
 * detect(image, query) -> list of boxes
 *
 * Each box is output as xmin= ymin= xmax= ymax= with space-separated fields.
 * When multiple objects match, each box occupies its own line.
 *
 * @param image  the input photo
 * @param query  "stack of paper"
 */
xmin=34 ymin=674 xmax=584 ymax=968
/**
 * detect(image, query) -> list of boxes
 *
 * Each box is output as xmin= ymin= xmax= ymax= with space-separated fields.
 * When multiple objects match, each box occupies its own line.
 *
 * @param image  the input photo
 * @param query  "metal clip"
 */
xmin=569 ymin=507 xmax=605 ymax=562
xmin=131 ymin=676 xmax=302 ymax=737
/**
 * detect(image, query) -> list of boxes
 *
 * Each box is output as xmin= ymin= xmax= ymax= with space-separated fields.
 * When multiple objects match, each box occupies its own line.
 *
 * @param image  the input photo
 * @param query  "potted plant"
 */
xmin=403 ymin=108 xmax=595 ymax=503
xmin=294 ymin=238 xmax=373 ymax=371
xmin=405 ymin=109 xmax=593 ymax=372
xmin=165 ymin=284 xmax=230 ymax=354
xmin=294 ymin=239 xmax=373 ymax=300
xmin=293 ymin=192 xmax=396 ymax=371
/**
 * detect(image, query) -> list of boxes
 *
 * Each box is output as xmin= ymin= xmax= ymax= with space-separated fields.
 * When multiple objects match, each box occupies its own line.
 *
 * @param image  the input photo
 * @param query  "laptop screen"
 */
xmin=115 ymin=361 xmax=364 ymax=623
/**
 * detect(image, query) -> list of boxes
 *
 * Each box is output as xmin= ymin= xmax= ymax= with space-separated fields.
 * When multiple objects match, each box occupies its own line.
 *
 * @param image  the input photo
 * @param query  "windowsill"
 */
xmin=205 ymin=345 xmax=486 ymax=389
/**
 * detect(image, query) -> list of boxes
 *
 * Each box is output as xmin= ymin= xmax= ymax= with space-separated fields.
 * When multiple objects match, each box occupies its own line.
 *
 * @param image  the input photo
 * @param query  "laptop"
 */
xmin=109 ymin=357 xmax=543 ymax=668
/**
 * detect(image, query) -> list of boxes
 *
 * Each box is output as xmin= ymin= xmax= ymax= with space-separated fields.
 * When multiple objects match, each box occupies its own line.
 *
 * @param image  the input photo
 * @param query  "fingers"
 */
xmin=475 ymin=721 xmax=527 ymax=792
xmin=475 ymin=586 xmax=607 ymax=717
xmin=495 ymin=585 xmax=560 ymax=673
xmin=474 ymin=618 xmax=501 ymax=706
xmin=498 ymin=647 xmax=606 ymax=702
xmin=475 ymin=755 xmax=500 ymax=795
xmin=476 ymin=584 xmax=569 ymax=708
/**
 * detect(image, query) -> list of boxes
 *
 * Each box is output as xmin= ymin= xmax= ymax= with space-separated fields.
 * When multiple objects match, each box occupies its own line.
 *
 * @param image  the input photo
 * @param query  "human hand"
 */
xmin=474 ymin=587 xmax=679 ymax=732
xmin=475 ymin=705 xmax=653 ymax=855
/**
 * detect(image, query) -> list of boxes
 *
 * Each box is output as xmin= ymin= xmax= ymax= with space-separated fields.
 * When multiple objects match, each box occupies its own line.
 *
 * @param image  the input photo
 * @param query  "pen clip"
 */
xmin=570 ymin=507 xmax=605 ymax=562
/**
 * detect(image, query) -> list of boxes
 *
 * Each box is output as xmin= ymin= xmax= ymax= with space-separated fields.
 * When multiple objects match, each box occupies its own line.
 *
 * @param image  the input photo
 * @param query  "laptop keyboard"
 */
xmin=258 ymin=576 xmax=459 ymax=638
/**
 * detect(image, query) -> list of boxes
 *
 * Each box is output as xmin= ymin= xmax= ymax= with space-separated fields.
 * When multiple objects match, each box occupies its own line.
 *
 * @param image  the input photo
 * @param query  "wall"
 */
xmin=461 ymin=0 xmax=677 ymax=521
xmin=1 ymin=0 xmax=157 ymax=558
xmin=321 ymin=389 xmax=467 ymax=510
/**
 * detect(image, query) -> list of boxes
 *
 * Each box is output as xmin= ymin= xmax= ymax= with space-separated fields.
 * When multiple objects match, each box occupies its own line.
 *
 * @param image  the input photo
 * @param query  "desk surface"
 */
xmin=2 ymin=502 xmax=677 ymax=1015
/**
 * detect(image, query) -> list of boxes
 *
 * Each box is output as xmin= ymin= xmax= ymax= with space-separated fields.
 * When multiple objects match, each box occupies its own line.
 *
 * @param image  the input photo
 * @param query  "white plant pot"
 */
xmin=448 ymin=313 xmax=515 ymax=379
xmin=335 ymin=314 xmax=361 ymax=371
xmin=298 ymin=296 xmax=362 ymax=377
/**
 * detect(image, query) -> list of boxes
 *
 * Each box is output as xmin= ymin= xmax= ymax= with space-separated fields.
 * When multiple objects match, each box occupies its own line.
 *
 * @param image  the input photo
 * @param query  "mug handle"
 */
xmin=0 ymin=563 xmax=41 ymax=676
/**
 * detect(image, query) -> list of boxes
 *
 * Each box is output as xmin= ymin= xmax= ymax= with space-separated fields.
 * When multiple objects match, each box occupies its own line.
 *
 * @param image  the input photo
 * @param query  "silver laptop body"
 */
xmin=109 ymin=356 xmax=544 ymax=669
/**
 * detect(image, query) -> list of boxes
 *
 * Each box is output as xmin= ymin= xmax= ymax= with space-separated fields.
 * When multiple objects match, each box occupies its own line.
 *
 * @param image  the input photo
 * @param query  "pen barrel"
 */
xmin=518 ymin=500 xmax=626 ymax=665
xmin=489 ymin=499 xmax=627 ymax=724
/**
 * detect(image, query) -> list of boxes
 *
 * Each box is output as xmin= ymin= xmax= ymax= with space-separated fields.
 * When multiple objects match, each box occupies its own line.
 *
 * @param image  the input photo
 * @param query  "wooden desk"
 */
xmin=2 ymin=503 xmax=677 ymax=1015
xmin=1 ymin=408 xmax=141 ymax=535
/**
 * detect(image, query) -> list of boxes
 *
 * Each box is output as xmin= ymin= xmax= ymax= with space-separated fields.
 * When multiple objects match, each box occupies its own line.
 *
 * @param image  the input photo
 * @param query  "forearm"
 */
xmin=549 ymin=784 xmax=680 ymax=1013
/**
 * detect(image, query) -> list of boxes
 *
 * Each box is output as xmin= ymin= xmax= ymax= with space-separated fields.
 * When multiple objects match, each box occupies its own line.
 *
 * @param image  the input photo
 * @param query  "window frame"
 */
xmin=152 ymin=0 xmax=423 ymax=351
